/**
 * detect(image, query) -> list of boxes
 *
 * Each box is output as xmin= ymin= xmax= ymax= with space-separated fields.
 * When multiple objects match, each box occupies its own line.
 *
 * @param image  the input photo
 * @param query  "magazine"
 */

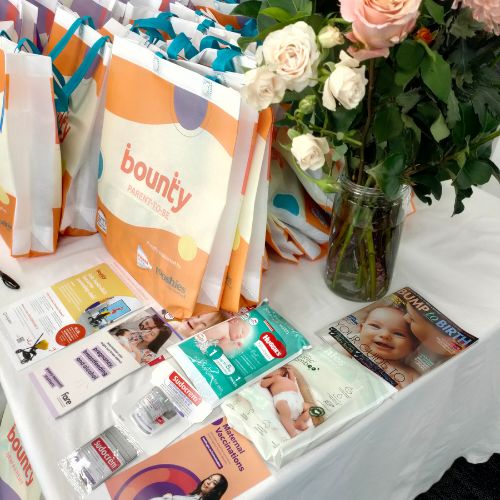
xmin=28 ymin=308 xmax=181 ymax=418
xmin=105 ymin=417 xmax=271 ymax=500
xmin=222 ymin=345 xmax=396 ymax=467
xmin=0 ymin=264 xmax=142 ymax=370
xmin=316 ymin=287 xmax=478 ymax=389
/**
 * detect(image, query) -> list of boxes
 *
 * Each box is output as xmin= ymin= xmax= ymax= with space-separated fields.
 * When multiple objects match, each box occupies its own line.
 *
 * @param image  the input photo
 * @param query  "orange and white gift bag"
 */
xmin=220 ymin=108 xmax=272 ymax=311
xmin=97 ymin=36 xmax=241 ymax=318
xmin=44 ymin=7 xmax=112 ymax=235
xmin=0 ymin=35 xmax=61 ymax=256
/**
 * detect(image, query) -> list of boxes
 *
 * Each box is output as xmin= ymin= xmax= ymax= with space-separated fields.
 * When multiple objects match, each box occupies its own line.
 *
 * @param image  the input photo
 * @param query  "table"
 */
xmin=1 ymin=183 xmax=500 ymax=500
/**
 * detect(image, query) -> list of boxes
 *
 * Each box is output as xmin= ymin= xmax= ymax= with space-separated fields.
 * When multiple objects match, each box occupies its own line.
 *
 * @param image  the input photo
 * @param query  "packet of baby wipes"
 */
xmin=112 ymin=361 xmax=213 ymax=454
xmin=168 ymin=302 xmax=310 ymax=406
xmin=222 ymin=346 xmax=396 ymax=467
xmin=59 ymin=424 xmax=142 ymax=498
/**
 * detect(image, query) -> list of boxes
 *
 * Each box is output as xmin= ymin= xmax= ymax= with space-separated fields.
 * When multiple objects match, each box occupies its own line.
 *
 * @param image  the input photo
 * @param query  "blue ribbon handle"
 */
xmin=49 ymin=16 xmax=95 ymax=61
xmin=167 ymin=33 xmax=198 ymax=60
xmin=199 ymin=35 xmax=240 ymax=52
xmin=212 ymin=48 xmax=240 ymax=72
xmin=0 ymin=30 xmax=12 ymax=40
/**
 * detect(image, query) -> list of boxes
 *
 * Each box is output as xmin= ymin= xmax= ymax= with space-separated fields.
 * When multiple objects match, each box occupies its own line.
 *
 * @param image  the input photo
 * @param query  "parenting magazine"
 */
xmin=316 ymin=287 xmax=478 ymax=389
xmin=105 ymin=417 xmax=270 ymax=500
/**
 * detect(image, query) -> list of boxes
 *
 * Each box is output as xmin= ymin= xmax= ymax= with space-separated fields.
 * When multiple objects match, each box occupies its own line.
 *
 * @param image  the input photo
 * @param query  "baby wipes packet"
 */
xmin=222 ymin=346 xmax=396 ymax=467
xmin=113 ymin=361 xmax=213 ymax=454
xmin=59 ymin=424 xmax=142 ymax=498
xmin=168 ymin=302 xmax=310 ymax=405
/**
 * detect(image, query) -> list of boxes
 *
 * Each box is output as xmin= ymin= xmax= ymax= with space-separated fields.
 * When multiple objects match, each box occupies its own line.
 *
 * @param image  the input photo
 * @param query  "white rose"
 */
xmin=322 ymin=54 xmax=368 ymax=111
xmin=241 ymin=66 xmax=286 ymax=111
xmin=261 ymin=21 xmax=321 ymax=92
xmin=317 ymin=25 xmax=344 ymax=48
xmin=291 ymin=134 xmax=330 ymax=171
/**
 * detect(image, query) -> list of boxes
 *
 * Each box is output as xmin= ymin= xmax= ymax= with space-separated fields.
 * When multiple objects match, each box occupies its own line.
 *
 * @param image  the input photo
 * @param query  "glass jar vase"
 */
xmin=324 ymin=173 xmax=409 ymax=302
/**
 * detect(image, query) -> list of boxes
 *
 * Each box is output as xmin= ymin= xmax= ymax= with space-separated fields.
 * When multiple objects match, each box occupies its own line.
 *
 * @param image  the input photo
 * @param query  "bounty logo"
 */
xmin=137 ymin=245 xmax=152 ymax=270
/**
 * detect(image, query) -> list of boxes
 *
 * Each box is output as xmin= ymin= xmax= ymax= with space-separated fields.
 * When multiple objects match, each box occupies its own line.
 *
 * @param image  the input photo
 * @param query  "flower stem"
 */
xmin=358 ymin=59 xmax=376 ymax=184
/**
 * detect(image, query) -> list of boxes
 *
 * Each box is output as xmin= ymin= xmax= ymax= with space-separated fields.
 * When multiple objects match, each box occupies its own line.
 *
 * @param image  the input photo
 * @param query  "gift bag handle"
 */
xmin=131 ymin=12 xmax=177 ymax=41
xmin=49 ymin=16 xmax=96 ymax=61
xmin=167 ymin=33 xmax=198 ymax=60
xmin=61 ymin=35 xmax=109 ymax=98
xmin=199 ymin=35 xmax=240 ymax=53
xmin=212 ymin=47 xmax=240 ymax=72
xmin=0 ymin=30 xmax=12 ymax=40
xmin=197 ymin=19 xmax=215 ymax=33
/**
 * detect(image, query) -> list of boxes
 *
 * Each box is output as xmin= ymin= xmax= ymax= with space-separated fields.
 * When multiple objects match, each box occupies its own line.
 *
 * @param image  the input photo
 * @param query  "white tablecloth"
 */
xmin=1 ymin=183 xmax=500 ymax=500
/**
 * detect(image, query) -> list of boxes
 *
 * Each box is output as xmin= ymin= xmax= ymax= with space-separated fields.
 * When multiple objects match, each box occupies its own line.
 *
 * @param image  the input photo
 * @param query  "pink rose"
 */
xmin=341 ymin=0 xmax=422 ymax=61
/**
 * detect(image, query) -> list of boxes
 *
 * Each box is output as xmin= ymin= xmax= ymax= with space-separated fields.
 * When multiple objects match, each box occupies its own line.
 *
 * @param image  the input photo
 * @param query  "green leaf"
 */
xmin=420 ymin=51 xmax=451 ymax=102
xmin=231 ymin=0 xmax=262 ymax=17
xmin=373 ymin=106 xmax=404 ymax=142
xmin=452 ymin=186 xmax=473 ymax=215
xmin=396 ymin=90 xmax=421 ymax=113
xmin=471 ymin=86 xmax=500 ymax=126
xmin=328 ymin=107 xmax=358 ymax=132
xmin=332 ymin=143 xmax=348 ymax=161
xmin=367 ymin=153 xmax=406 ymax=200
xmin=401 ymin=114 xmax=422 ymax=143
xmin=395 ymin=69 xmax=418 ymax=89
xmin=396 ymin=40 xmax=425 ymax=72
xmin=455 ymin=159 xmax=493 ymax=189
xmin=412 ymin=172 xmax=442 ymax=200
xmin=287 ymin=128 xmax=301 ymax=140
xmin=430 ymin=113 xmax=450 ymax=142
xmin=424 ymin=0 xmax=444 ymax=24
xmin=260 ymin=7 xmax=292 ymax=22
xmin=451 ymin=102 xmax=481 ymax=146
xmin=446 ymin=90 xmax=460 ymax=129
xmin=450 ymin=8 xmax=484 ymax=39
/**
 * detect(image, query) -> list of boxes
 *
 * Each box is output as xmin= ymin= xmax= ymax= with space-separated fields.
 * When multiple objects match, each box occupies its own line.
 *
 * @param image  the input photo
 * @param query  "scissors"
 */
xmin=0 ymin=270 xmax=20 ymax=289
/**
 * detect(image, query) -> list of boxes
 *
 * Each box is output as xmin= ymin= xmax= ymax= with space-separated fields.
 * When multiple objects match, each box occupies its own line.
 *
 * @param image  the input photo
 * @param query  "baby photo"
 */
xmin=108 ymin=308 xmax=182 ymax=365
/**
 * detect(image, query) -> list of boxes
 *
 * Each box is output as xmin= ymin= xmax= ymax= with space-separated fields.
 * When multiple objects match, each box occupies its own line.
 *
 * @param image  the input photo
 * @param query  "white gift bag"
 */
xmin=0 ymin=36 xmax=61 ymax=256
xmin=45 ymin=7 xmax=112 ymax=235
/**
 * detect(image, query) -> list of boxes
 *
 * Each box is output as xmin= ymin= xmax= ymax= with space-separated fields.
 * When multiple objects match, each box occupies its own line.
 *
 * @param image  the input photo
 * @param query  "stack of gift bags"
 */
xmin=0 ymin=0 xmax=268 ymax=318
xmin=0 ymin=0 xmax=338 ymax=318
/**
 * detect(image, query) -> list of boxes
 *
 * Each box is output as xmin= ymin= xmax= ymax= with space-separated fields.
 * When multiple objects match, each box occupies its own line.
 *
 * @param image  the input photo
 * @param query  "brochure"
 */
xmin=222 ymin=346 xmax=396 ymax=467
xmin=316 ymin=287 xmax=478 ymax=389
xmin=0 ymin=406 xmax=41 ymax=500
xmin=169 ymin=302 xmax=311 ymax=404
xmin=105 ymin=417 xmax=271 ymax=500
xmin=28 ymin=308 xmax=182 ymax=418
xmin=0 ymin=264 xmax=142 ymax=370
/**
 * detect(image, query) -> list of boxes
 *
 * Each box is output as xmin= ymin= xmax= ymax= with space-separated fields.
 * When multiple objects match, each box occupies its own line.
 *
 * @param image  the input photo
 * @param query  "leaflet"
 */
xmin=0 ymin=264 xmax=142 ymax=370
xmin=105 ymin=417 xmax=271 ymax=500
xmin=28 ymin=308 xmax=182 ymax=418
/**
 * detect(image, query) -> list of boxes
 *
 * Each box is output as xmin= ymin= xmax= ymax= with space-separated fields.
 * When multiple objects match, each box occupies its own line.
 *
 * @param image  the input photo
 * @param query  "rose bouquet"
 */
xmin=234 ymin=0 xmax=500 ymax=301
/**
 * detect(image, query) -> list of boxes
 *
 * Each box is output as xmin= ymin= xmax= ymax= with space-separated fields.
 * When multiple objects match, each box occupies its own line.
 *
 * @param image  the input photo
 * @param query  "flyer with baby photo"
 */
xmin=28 ymin=308 xmax=182 ymax=418
xmin=105 ymin=417 xmax=271 ymax=500
xmin=0 ymin=264 xmax=142 ymax=370
xmin=316 ymin=287 xmax=478 ymax=389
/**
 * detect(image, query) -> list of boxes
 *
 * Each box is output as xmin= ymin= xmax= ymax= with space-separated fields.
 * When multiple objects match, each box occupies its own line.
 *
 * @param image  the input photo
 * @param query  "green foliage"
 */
xmin=247 ymin=0 xmax=500 ymax=214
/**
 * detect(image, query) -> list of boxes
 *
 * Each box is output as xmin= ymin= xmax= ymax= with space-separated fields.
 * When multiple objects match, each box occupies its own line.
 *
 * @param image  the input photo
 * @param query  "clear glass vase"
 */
xmin=324 ymin=173 xmax=409 ymax=302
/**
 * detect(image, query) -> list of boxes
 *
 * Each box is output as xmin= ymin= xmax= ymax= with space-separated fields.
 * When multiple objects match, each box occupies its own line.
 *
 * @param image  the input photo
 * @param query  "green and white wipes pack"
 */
xmin=168 ymin=302 xmax=310 ymax=404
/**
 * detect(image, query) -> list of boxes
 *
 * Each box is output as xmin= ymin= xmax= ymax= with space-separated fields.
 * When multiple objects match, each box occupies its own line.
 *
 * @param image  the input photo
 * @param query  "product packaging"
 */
xmin=113 ymin=360 xmax=213 ymax=453
xmin=59 ymin=424 xmax=141 ymax=498
xmin=169 ymin=301 xmax=311 ymax=405
xmin=222 ymin=345 xmax=396 ymax=467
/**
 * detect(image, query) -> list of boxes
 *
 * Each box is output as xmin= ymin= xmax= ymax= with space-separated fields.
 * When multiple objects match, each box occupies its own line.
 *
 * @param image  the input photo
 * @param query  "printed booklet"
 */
xmin=105 ymin=417 xmax=271 ymax=500
xmin=0 ymin=264 xmax=142 ymax=370
xmin=316 ymin=287 xmax=478 ymax=389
